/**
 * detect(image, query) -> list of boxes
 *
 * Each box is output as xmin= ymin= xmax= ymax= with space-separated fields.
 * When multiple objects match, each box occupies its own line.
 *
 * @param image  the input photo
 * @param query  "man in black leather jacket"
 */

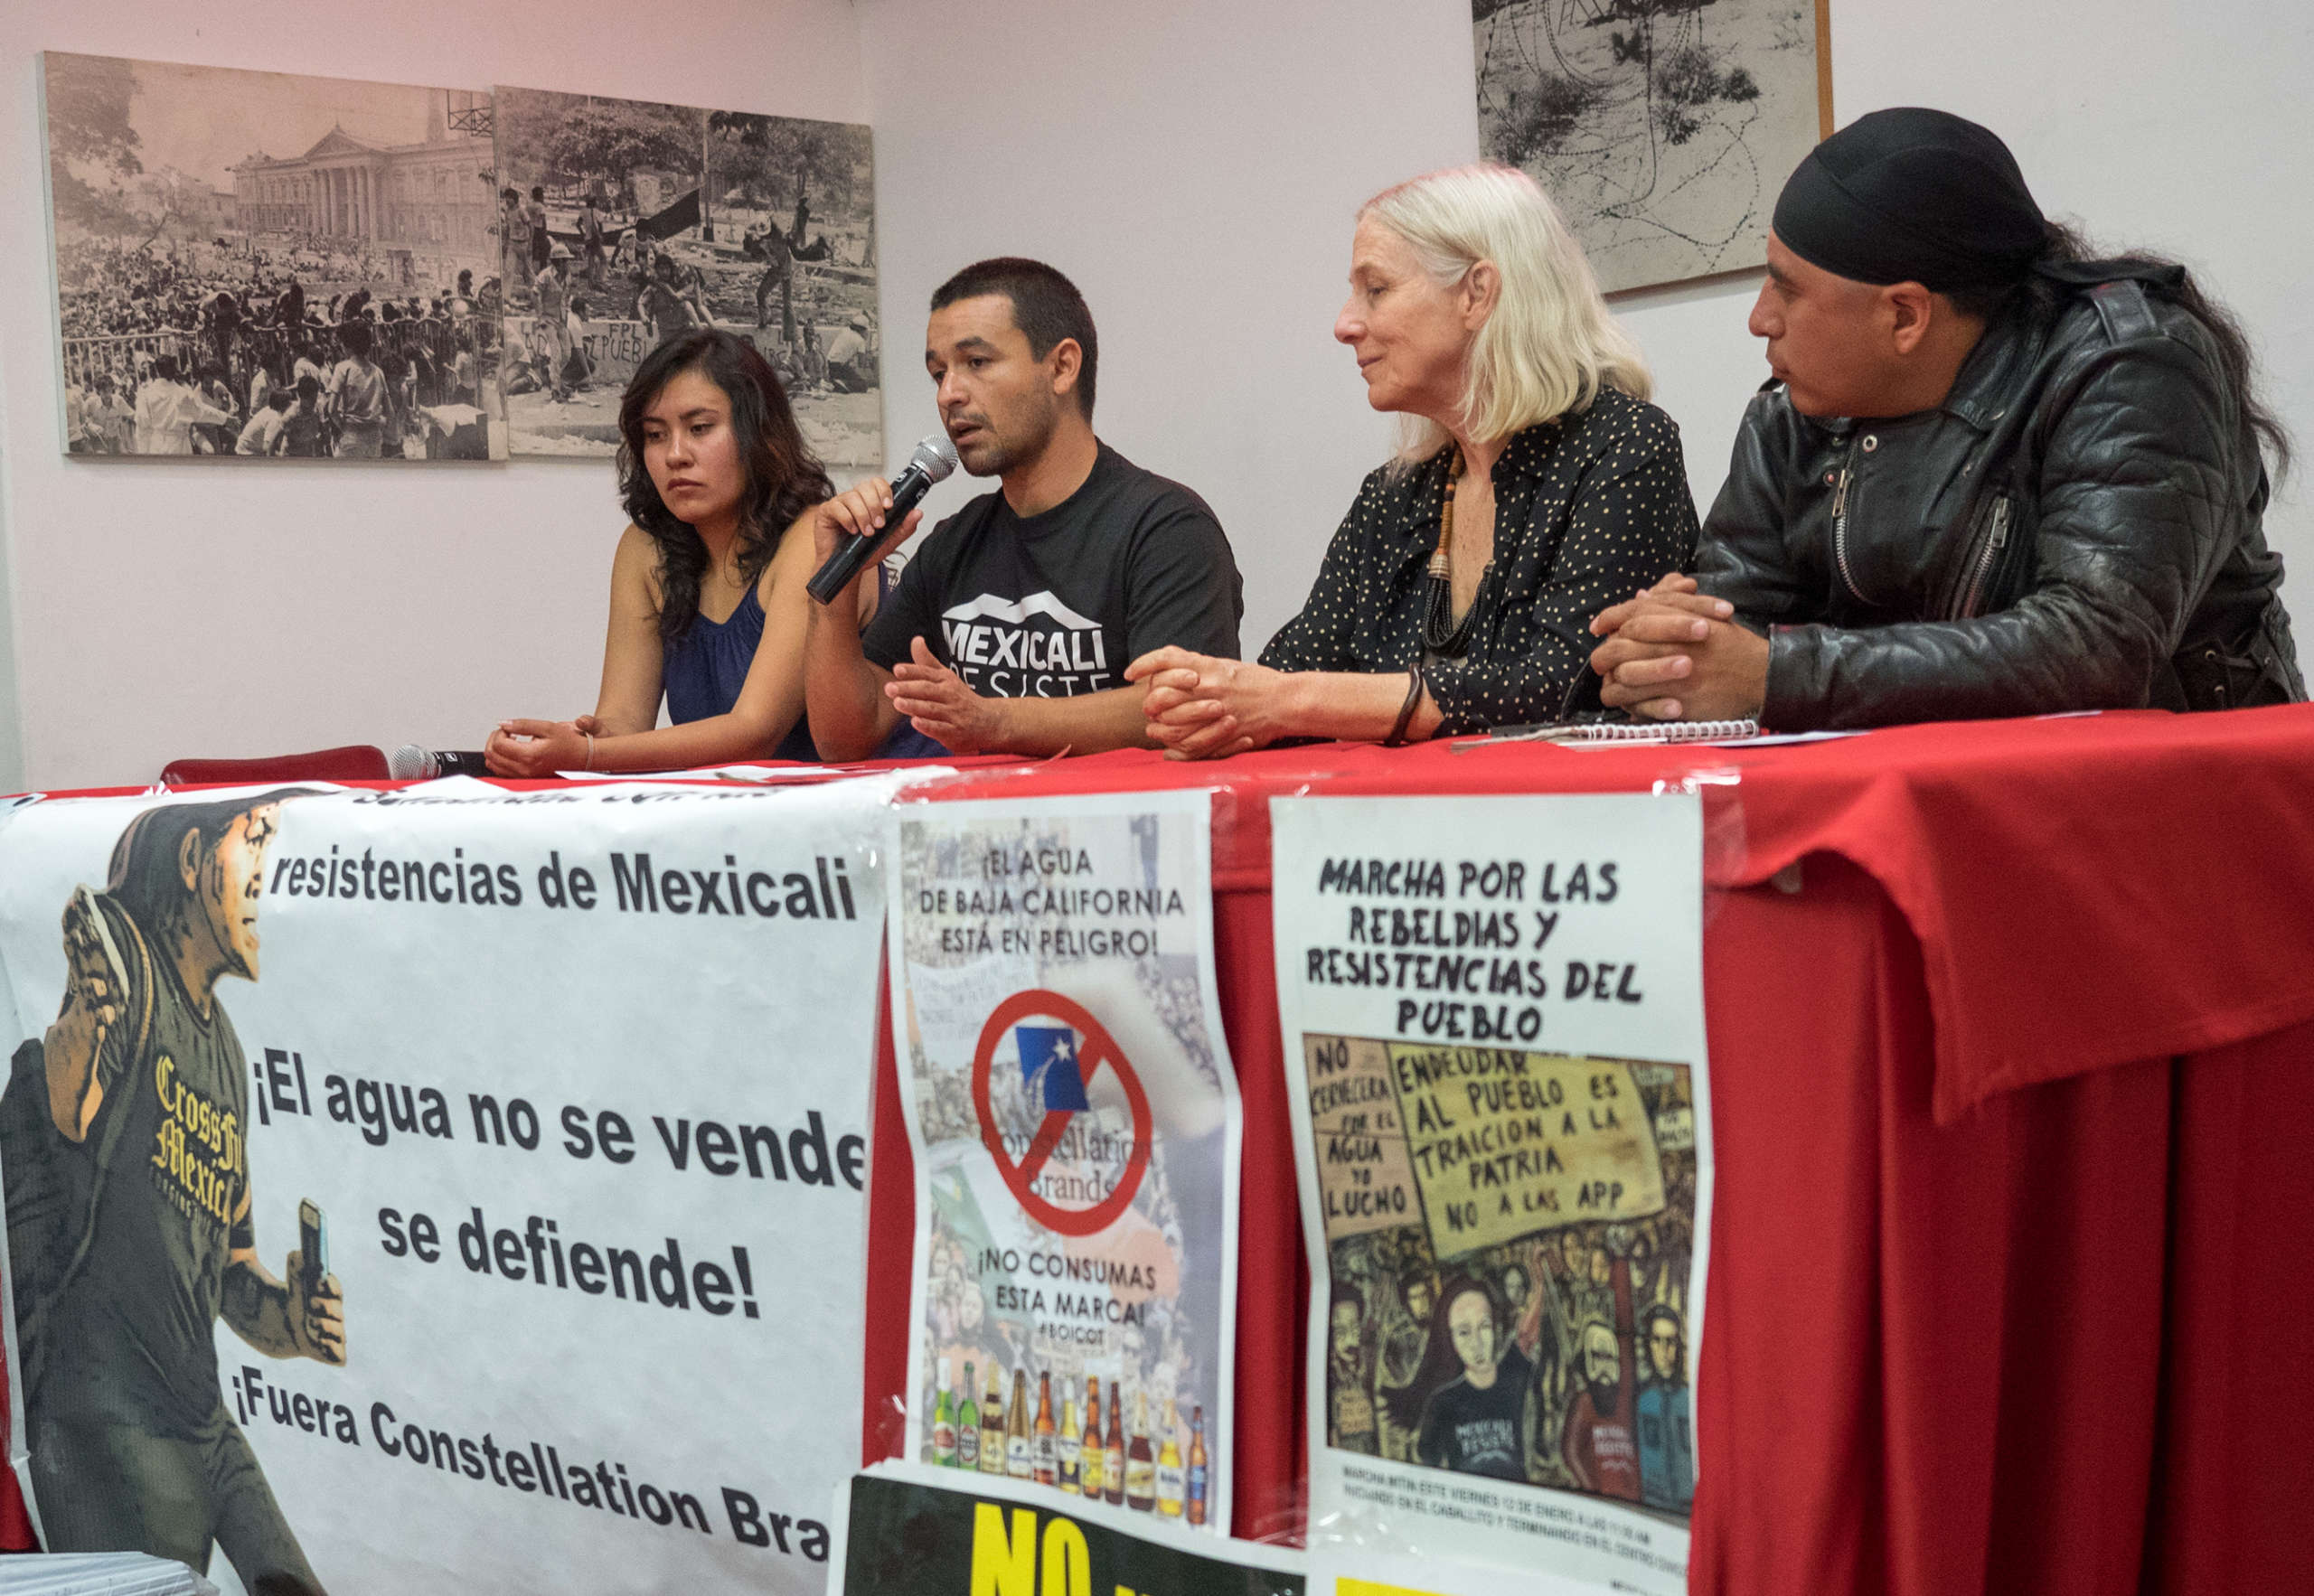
xmin=1585 ymin=108 xmax=2302 ymax=728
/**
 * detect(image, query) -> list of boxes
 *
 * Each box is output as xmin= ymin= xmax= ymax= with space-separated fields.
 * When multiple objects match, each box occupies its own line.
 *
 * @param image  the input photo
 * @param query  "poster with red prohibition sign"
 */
xmin=889 ymin=791 xmax=1239 ymax=1535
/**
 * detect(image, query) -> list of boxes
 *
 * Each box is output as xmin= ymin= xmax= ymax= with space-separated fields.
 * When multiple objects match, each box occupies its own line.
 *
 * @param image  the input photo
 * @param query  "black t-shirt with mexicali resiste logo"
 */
xmin=1416 ymin=1344 xmax=1534 ymax=1480
xmin=40 ymin=905 xmax=255 ymax=1439
xmin=862 ymin=443 xmax=1244 ymax=698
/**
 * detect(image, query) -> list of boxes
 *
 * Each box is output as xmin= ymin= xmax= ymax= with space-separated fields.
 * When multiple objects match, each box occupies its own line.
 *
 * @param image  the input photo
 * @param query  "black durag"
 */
xmin=1771 ymin=107 xmax=2182 ymax=293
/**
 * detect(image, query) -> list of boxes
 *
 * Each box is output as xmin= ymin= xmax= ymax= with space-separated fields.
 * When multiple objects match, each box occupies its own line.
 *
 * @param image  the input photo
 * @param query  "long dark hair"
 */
xmin=616 ymin=328 xmax=832 ymax=643
xmin=1383 ymin=1272 xmax=1500 ymax=1432
xmin=1951 ymin=220 xmax=2291 ymax=485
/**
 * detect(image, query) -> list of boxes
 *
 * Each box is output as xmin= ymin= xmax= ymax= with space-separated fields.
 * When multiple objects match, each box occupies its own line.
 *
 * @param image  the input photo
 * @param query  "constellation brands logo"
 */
xmin=974 ymin=992 xmax=1151 ymax=1234
xmin=1016 ymin=1024 xmax=1092 ymax=1113
xmin=939 ymin=590 xmax=1111 ymax=696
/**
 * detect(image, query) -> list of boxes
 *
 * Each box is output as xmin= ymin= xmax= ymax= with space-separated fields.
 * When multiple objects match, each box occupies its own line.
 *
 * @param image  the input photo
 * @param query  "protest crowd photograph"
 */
xmin=42 ymin=53 xmax=502 ymax=460
xmin=489 ymin=87 xmax=880 ymax=466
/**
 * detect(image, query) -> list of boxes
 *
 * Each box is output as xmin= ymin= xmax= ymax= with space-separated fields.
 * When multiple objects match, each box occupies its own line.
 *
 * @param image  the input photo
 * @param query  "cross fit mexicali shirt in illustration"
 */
xmin=42 ymin=922 xmax=255 ymax=1439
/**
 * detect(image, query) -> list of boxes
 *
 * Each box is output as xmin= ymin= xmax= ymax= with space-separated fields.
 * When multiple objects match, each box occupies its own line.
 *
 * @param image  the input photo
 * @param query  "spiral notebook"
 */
xmin=1486 ymin=717 xmax=1762 ymax=745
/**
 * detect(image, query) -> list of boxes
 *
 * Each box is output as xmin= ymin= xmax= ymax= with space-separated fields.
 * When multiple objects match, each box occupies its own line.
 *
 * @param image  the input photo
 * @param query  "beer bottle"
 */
xmin=1007 ymin=1367 xmax=1033 ymax=1479
xmin=1125 ymin=1391 xmax=1157 ymax=1512
xmin=956 ymin=1362 xmax=980 ymax=1470
xmin=1103 ymin=1380 xmax=1126 ymax=1506
xmin=1058 ymin=1380 xmax=1083 ymax=1496
xmin=1080 ymin=1376 xmax=1105 ymax=1501
xmin=1033 ymin=1371 xmax=1058 ymax=1486
xmin=1187 ymin=1404 xmax=1209 ymax=1525
xmin=1155 ymin=1396 xmax=1185 ymax=1517
xmin=979 ymin=1365 xmax=1006 ymax=1475
xmin=932 ymin=1357 xmax=958 ymax=1467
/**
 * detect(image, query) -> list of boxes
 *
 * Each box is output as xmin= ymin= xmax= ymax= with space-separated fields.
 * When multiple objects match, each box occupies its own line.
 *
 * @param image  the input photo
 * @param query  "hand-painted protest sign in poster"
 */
xmin=1272 ymin=794 xmax=1710 ymax=1596
xmin=889 ymin=792 xmax=1238 ymax=1535
xmin=0 ymin=775 xmax=911 ymax=1594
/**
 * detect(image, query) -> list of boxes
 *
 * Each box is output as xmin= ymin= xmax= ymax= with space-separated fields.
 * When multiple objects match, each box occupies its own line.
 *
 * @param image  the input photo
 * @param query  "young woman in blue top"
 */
xmin=487 ymin=329 xmax=930 ymax=775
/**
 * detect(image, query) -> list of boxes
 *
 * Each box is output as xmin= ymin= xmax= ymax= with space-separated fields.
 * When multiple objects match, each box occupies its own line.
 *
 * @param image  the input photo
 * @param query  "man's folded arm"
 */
xmin=1693 ymin=396 xmax=1816 ymax=634
xmin=985 ymin=686 xmax=1154 ymax=756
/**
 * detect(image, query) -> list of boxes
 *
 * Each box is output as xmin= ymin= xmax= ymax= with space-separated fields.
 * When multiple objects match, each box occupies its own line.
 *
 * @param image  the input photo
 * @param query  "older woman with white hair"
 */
xmin=1126 ymin=164 xmax=1698 ymax=755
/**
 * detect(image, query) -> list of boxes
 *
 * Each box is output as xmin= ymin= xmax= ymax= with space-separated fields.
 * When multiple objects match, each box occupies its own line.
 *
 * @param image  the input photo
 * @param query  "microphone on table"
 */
xmin=388 ymin=746 xmax=493 ymax=780
xmin=806 ymin=434 xmax=960 ymax=606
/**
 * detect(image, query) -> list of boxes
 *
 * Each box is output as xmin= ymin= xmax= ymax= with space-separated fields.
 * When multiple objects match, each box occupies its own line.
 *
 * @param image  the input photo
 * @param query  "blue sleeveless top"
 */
xmin=662 ymin=563 xmax=943 ymax=762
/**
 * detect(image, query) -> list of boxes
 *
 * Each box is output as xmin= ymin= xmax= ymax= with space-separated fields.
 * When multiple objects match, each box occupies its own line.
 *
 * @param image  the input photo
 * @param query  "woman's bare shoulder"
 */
xmin=781 ymin=497 xmax=827 ymax=547
xmin=613 ymin=523 xmax=663 ymax=605
xmin=763 ymin=499 xmax=828 ymax=581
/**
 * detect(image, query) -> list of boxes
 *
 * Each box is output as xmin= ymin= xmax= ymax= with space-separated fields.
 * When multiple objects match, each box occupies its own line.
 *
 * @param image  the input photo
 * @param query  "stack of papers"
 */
xmin=0 ymin=1553 xmax=217 ymax=1594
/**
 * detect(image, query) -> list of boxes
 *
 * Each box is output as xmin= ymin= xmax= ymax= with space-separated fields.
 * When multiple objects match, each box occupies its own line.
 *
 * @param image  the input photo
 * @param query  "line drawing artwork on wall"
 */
xmin=40 ymin=53 xmax=503 ymax=460
xmin=1473 ymin=0 xmax=1827 ymax=294
xmin=490 ymin=86 xmax=881 ymax=467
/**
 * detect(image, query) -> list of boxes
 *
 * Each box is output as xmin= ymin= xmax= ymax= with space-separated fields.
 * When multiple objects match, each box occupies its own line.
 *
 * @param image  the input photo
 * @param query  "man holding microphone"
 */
xmin=804 ymin=258 xmax=1242 ymax=758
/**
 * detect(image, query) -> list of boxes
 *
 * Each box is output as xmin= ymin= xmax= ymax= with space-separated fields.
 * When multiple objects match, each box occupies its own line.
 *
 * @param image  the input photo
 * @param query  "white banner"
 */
xmin=1270 ymin=794 xmax=1711 ymax=1596
xmin=888 ymin=792 xmax=1238 ymax=1535
xmin=0 ymin=775 xmax=915 ymax=1594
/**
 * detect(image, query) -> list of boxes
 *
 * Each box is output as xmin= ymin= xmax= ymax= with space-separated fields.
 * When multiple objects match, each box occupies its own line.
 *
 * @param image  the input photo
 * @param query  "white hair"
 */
xmin=1359 ymin=164 xmax=1651 ymax=463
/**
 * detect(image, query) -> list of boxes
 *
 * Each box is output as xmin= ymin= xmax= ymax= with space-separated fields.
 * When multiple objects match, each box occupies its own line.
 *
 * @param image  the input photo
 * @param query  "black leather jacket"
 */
xmin=1695 ymin=277 xmax=2303 ymax=728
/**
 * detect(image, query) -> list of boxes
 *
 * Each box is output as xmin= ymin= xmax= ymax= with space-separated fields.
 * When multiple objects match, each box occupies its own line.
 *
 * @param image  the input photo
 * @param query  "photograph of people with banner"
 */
xmin=889 ymin=792 xmax=1239 ymax=1535
xmin=489 ymin=85 xmax=880 ymax=465
xmin=40 ymin=53 xmax=502 ymax=460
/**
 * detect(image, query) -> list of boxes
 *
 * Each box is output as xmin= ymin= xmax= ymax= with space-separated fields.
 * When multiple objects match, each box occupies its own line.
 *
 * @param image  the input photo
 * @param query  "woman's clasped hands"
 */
xmin=484 ymin=716 xmax=602 ymax=777
xmin=1126 ymin=648 xmax=1297 ymax=761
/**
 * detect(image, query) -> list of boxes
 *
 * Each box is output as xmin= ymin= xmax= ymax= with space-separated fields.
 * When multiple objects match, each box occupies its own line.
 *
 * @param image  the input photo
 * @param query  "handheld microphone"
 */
xmin=388 ymin=746 xmax=492 ymax=780
xmin=806 ymin=434 xmax=960 ymax=606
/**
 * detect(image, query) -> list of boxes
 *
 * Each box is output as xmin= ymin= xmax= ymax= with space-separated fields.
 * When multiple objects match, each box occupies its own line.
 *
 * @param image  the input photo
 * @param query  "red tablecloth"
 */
xmin=863 ymin=706 xmax=2314 ymax=1594
xmin=14 ymin=709 xmax=2314 ymax=1590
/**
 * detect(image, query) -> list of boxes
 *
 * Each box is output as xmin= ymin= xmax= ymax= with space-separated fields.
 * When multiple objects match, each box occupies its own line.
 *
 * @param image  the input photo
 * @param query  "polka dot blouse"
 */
xmin=1259 ymin=386 xmax=1700 ymax=735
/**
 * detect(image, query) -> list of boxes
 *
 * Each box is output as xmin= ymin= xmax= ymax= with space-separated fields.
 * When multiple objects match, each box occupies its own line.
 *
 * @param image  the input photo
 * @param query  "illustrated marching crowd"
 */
xmin=1327 ymin=1216 xmax=1697 ymax=1516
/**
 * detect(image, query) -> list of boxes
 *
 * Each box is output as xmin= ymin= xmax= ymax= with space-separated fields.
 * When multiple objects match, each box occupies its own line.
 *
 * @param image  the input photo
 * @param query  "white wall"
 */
xmin=0 ymin=0 xmax=866 ymax=790
xmin=4 ymin=0 xmax=2309 ymax=786
xmin=858 ymin=0 xmax=1478 ymax=660
xmin=860 ymin=0 xmax=2311 ymax=668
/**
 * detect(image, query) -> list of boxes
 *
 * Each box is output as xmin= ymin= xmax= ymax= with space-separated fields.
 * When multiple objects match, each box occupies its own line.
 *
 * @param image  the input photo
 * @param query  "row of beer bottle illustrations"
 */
xmin=931 ymin=1356 xmax=1209 ymax=1525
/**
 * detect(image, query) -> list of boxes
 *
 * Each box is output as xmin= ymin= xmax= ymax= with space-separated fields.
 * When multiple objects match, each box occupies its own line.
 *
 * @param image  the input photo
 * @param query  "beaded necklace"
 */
xmin=1422 ymin=446 xmax=1484 ymax=656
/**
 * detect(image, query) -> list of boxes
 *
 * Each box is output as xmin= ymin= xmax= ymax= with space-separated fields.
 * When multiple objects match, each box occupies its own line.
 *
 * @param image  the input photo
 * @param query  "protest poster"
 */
xmin=1270 ymin=795 xmax=1710 ymax=1596
xmin=831 ymin=1462 xmax=1303 ymax=1596
xmin=888 ymin=793 xmax=1238 ymax=1535
xmin=0 ymin=774 xmax=914 ymax=1593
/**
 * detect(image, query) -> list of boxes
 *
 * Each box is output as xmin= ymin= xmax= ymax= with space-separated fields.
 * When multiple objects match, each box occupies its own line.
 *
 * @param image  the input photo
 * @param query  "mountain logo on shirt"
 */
xmin=938 ymin=589 xmax=1113 ymax=696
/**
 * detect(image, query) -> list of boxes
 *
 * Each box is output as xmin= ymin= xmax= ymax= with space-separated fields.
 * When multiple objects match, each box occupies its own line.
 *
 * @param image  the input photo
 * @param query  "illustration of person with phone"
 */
xmin=0 ymin=791 xmax=343 ymax=1593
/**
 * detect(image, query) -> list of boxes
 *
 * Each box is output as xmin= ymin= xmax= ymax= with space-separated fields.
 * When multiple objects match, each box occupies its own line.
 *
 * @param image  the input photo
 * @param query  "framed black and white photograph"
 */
xmin=1474 ymin=0 xmax=1833 ymax=293
xmin=489 ymin=85 xmax=881 ymax=467
xmin=41 ymin=52 xmax=503 ymax=460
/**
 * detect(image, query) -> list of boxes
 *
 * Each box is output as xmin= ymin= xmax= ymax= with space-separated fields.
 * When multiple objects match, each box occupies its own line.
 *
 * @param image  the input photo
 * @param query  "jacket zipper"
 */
xmin=1830 ymin=455 xmax=1868 ymax=606
xmin=1955 ymin=496 xmax=2012 ymax=620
